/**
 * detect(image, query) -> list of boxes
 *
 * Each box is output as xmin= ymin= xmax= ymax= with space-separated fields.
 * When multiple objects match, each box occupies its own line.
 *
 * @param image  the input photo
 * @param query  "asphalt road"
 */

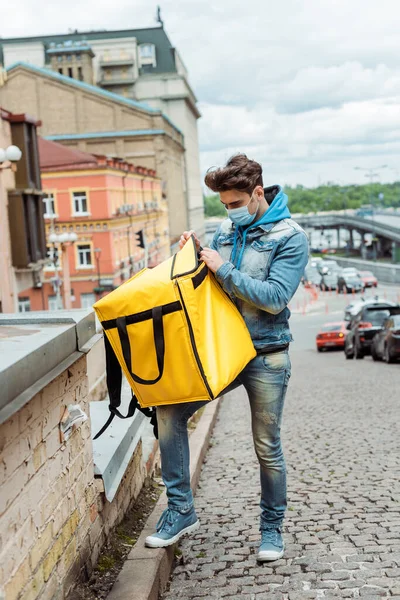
xmin=289 ymin=282 xmax=400 ymax=352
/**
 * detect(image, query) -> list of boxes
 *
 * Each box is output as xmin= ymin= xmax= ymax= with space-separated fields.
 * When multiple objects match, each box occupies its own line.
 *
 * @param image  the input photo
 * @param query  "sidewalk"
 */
xmin=161 ymin=349 xmax=400 ymax=600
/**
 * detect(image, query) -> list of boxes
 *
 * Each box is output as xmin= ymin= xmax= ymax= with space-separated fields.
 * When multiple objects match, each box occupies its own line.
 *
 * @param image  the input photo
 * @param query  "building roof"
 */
xmin=0 ymin=26 xmax=177 ymax=75
xmin=0 ymin=106 xmax=41 ymax=126
xmin=5 ymin=62 xmax=183 ymax=137
xmin=38 ymin=137 xmax=99 ymax=171
xmin=38 ymin=137 xmax=157 ymax=177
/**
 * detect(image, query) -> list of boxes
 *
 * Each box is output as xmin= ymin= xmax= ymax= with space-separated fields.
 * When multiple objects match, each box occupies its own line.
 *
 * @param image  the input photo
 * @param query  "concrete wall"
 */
xmin=135 ymin=75 xmax=205 ymax=238
xmin=335 ymin=257 xmax=400 ymax=285
xmin=2 ymin=43 xmax=45 ymax=69
xmin=0 ymin=336 xmax=154 ymax=600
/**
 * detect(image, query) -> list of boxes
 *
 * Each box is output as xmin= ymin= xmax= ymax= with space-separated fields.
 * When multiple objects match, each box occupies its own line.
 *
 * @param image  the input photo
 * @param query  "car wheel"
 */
xmin=384 ymin=345 xmax=394 ymax=364
xmin=355 ymin=340 xmax=364 ymax=359
xmin=317 ymin=347 xmax=323 ymax=353
xmin=345 ymin=349 xmax=354 ymax=359
xmin=371 ymin=346 xmax=380 ymax=361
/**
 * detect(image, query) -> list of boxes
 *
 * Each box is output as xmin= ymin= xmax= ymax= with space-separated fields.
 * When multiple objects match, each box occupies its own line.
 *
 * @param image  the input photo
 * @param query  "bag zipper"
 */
xmin=175 ymin=281 xmax=214 ymax=400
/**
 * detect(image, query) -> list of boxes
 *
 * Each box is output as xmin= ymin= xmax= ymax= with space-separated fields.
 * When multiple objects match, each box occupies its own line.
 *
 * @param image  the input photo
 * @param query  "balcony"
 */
xmin=99 ymin=75 xmax=136 ymax=86
xmin=99 ymin=56 xmax=134 ymax=67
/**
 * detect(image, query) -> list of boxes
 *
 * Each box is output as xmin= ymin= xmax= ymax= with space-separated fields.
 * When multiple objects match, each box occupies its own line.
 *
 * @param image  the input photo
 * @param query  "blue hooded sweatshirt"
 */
xmin=231 ymin=185 xmax=291 ymax=269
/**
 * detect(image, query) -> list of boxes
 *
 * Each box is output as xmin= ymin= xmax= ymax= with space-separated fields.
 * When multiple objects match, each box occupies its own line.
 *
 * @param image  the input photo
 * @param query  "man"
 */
xmin=145 ymin=154 xmax=309 ymax=561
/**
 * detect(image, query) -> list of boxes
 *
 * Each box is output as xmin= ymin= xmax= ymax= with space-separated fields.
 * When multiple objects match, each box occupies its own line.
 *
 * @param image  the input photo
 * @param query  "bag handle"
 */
xmin=116 ymin=305 xmax=165 ymax=385
xmin=93 ymin=334 xmax=158 ymax=440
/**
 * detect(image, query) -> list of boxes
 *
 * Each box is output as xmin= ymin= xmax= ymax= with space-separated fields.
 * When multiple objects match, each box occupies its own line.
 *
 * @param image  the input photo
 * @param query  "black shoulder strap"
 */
xmin=93 ymin=334 xmax=158 ymax=440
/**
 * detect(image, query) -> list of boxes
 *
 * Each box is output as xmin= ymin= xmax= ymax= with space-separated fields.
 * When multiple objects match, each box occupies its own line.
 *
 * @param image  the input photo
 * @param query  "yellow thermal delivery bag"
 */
xmin=93 ymin=236 xmax=256 ymax=438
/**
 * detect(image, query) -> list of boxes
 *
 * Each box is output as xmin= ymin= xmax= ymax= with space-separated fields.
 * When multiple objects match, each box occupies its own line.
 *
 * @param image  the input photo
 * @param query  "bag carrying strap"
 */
xmin=93 ymin=334 xmax=158 ymax=440
xmin=116 ymin=305 xmax=165 ymax=385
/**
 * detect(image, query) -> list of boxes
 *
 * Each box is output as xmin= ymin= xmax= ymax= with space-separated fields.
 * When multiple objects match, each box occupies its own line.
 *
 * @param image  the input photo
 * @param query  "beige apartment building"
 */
xmin=0 ymin=62 xmax=188 ymax=242
xmin=0 ymin=23 xmax=205 ymax=238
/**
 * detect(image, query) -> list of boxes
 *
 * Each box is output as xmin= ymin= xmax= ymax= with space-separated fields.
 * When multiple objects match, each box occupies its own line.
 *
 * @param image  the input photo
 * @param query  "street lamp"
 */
xmin=94 ymin=247 xmax=102 ymax=295
xmin=0 ymin=145 xmax=23 ymax=171
xmin=48 ymin=231 xmax=78 ymax=309
xmin=354 ymin=165 xmax=388 ymax=184
xmin=120 ymin=203 xmax=135 ymax=275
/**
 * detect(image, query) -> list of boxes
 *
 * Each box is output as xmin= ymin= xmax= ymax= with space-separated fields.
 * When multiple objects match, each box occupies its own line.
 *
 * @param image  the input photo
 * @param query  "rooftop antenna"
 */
xmin=156 ymin=6 xmax=164 ymax=27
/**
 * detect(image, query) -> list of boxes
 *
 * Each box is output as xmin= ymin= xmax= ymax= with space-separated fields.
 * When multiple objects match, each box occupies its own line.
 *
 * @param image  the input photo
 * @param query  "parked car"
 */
xmin=316 ymin=322 xmax=348 ymax=352
xmin=344 ymin=303 xmax=398 ymax=359
xmin=337 ymin=268 xmax=364 ymax=293
xmin=320 ymin=271 xmax=339 ymax=291
xmin=303 ymin=266 xmax=321 ymax=288
xmin=371 ymin=312 xmax=400 ymax=363
xmin=359 ymin=270 xmax=378 ymax=288
xmin=344 ymin=297 xmax=396 ymax=321
xmin=317 ymin=259 xmax=340 ymax=274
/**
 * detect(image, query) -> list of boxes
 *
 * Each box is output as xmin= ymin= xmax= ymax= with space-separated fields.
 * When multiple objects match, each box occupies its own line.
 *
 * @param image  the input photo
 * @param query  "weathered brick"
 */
xmin=30 ymin=521 xmax=54 ymax=571
xmin=4 ymin=556 xmax=31 ymax=600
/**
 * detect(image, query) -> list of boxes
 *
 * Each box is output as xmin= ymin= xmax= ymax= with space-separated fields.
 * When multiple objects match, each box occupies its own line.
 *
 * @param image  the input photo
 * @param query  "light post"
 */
xmin=354 ymin=165 xmax=388 ymax=213
xmin=94 ymin=247 xmax=102 ymax=296
xmin=120 ymin=203 xmax=134 ymax=275
xmin=48 ymin=232 xmax=77 ymax=309
xmin=354 ymin=165 xmax=388 ymax=261
xmin=0 ymin=145 xmax=23 ymax=313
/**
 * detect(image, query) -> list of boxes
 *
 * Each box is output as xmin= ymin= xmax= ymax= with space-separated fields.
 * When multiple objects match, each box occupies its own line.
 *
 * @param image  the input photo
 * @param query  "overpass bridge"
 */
xmin=294 ymin=213 xmax=400 ymax=245
xmin=205 ymin=213 xmax=400 ymax=253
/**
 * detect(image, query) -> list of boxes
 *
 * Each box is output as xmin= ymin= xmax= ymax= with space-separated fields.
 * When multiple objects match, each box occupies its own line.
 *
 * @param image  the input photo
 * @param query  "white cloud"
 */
xmin=2 ymin=0 xmax=400 ymax=186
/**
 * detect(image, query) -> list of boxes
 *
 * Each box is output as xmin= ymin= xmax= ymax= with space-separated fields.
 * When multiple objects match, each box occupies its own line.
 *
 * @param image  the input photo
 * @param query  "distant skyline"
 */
xmin=2 ymin=0 xmax=400 ymax=188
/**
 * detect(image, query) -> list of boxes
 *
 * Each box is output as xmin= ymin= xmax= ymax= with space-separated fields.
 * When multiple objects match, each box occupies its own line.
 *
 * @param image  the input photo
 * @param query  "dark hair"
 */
xmin=204 ymin=154 xmax=263 ymax=195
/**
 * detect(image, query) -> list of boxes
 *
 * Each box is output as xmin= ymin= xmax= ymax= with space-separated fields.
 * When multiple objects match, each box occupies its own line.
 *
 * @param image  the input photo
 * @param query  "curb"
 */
xmin=106 ymin=398 xmax=222 ymax=600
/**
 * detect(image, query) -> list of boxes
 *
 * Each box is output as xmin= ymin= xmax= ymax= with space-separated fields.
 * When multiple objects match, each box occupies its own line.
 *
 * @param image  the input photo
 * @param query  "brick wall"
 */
xmin=0 ymin=340 xmax=152 ymax=600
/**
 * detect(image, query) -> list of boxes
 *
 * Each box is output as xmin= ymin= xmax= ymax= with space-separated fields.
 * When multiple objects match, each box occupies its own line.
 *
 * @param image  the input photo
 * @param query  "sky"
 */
xmin=2 ymin=0 xmax=400 ymax=188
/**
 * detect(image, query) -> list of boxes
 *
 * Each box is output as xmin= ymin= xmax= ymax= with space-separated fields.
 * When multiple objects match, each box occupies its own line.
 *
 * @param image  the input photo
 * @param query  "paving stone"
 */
xmin=160 ymin=347 xmax=400 ymax=600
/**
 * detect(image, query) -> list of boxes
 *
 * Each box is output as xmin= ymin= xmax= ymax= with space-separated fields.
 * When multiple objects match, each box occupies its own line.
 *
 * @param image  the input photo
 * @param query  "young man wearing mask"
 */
xmin=145 ymin=154 xmax=309 ymax=562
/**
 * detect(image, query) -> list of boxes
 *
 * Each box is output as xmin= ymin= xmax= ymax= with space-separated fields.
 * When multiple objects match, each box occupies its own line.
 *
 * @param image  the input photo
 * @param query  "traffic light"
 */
xmin=135 ymin=230 xmax=145 ymax=249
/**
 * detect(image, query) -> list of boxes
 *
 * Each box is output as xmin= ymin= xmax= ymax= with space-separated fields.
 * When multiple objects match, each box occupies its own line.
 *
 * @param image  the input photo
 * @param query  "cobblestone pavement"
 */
xmin=162 ymin=347 xmax=400 ymax=599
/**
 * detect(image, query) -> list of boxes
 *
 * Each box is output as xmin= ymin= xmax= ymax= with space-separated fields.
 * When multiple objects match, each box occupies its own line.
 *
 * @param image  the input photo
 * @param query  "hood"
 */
xmin=231 ymin=185 xmax=291 ymax=269
xmin=248 ymin=185 xmax=291 ymax=230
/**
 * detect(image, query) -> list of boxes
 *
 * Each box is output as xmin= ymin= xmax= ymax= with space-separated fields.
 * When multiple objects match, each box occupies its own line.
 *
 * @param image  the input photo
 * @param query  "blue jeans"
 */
xmin=156 ymin=350 xmax=291 ymax=529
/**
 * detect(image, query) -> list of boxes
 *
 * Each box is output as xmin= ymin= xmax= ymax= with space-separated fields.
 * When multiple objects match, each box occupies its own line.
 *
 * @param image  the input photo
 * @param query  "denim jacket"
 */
xmin=210 ymin=217 xmax=309 ymax=351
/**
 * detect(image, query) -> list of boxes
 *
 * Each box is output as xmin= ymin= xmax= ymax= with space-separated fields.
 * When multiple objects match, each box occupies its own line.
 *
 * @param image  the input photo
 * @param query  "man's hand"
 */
xmin=200 ymin=248 xmax=225 ymax=273
xmin=179 ymin=230 xmax=201 ymax=252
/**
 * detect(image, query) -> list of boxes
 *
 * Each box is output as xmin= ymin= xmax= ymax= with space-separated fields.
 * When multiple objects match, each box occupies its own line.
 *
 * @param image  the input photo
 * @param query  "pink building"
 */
xmin=21 ymin=139 xmax=170 ymax=311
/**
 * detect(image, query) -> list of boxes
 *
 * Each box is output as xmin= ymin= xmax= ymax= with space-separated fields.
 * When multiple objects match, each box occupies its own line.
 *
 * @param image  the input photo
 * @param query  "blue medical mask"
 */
xmin=227 ymin=193 xmax=258 ymax=227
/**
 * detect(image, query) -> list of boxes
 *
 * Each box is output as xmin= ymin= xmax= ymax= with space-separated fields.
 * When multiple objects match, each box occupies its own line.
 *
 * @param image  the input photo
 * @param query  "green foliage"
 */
xmin=203 ymin=194 xmax=226 ymax=217
xmin=96 ymin=555 xmax=116 ymax=572
xmin=284 ymin=181 xmax=400 ymax=214
xmin=203 ymin=182 xmax=400 ymax=217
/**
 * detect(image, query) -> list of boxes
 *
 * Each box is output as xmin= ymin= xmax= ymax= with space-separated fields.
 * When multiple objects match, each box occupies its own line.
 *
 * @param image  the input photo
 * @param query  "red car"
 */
xmin=360 ymin=270 xmax=378 ymax=288
xmin=316 ymin=322 xmax=348 ymax=352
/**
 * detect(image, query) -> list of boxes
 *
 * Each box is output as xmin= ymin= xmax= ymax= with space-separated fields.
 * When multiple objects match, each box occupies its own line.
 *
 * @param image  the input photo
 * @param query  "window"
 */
xmin=68 ymin=67 xmax=73 ymax=78
xmin=81 ymin=293 xmax=96 ymax=309
xmin=77 ymin=244 xmax=92 ymax=268
xmin=18 ymin=298 xmax=31 ymax=312
xmin=57 ymin=56 xmax=63 ymax=63
xmin=138 ymin=44 xmax=156 ymax=70
xmin=48 ymin=295 xmax=59 ymax=311
xmin=78 ymin=66 xmax=83 ymax=81
xmin=43 ymin=193 xmax=56 ymax=217
xmin=72 ymin=191 xmax=88 ymax=214
xmin=58 ymin=68 xmax=63 ymax=75
xmin=139 ymin=44 xmax=156 ymax=59
xmin=76 ymin=53 xmax=81 ymax=61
